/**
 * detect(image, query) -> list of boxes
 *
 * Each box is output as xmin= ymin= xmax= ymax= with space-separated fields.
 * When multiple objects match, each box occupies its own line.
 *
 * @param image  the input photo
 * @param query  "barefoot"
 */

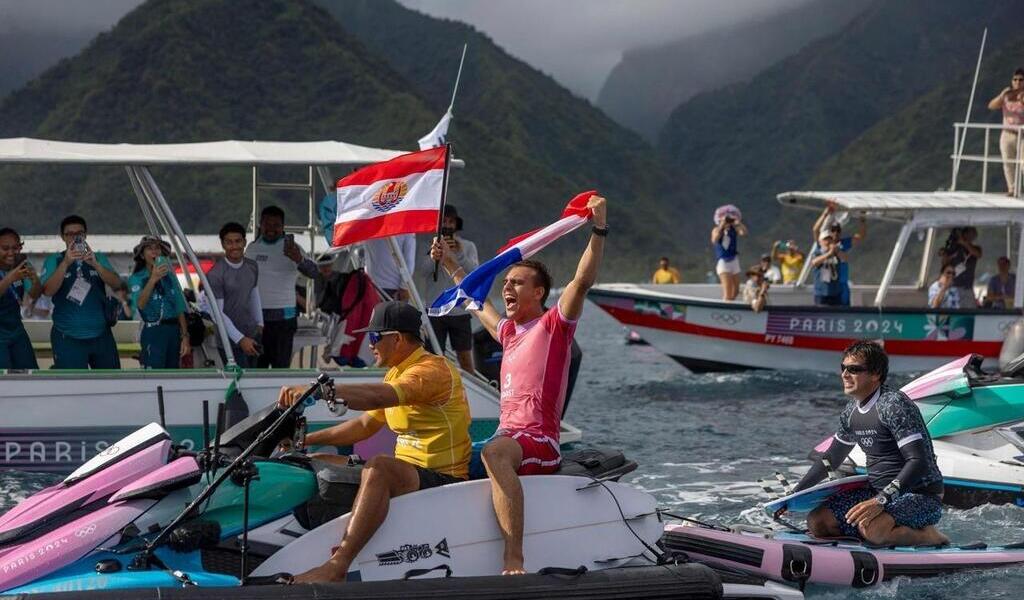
xmin=292 ymin=559 xmax=348 ymax=584
xmin=502 ymin=566 xmax=527 ymax=575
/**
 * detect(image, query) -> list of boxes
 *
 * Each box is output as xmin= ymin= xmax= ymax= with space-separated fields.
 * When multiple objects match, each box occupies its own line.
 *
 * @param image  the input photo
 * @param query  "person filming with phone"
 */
xmin=0 ymin=227 xmax=40 ymax=369
xmin=420 ymin=204 xmax=478 ymax=372
xmin=127 ymin=236 xmax=190 ymax=368
xmin=40 ymin=215 xmax=123 ymax=369
xmin=245 ymin=205 xmax=318 ymax=368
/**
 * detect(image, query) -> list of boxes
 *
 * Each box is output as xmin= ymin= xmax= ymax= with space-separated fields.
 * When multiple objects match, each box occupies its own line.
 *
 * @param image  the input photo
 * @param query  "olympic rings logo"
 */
xmin=710 ymin=312 xmax=742 ymax=325
xmin=75 ymin=524 xmax=97 ymax=538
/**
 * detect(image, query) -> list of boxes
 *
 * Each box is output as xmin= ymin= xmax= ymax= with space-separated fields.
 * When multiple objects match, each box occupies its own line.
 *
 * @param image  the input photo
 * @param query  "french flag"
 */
xmin=333 ymin=146 xmax=447 ymax=247
xmin=429 ymin=191 xmax=596 ymax=316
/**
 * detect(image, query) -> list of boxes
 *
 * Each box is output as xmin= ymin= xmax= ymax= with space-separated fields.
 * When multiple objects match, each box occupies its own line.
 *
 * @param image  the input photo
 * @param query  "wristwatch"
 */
xmin=592 ymin=225 xmax=609 ymax=237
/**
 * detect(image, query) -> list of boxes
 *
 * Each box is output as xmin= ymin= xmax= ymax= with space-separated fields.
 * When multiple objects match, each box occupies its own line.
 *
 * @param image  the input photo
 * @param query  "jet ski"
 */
xmin=843 ymin=353 xmax=1024 ymax=508
xmin=0 ymin=375 xmax=800 ymax=600
xmin=661 ymin=473 xmax=1024 ymax=589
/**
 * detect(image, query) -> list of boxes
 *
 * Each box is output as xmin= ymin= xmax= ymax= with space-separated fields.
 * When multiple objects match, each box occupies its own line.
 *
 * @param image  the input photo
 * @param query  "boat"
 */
xmin=0 ymin=138 xmax=579 ymax=474
xmin=589 ymin=122 xmax=1024 ymax=372
xmin=843 ymin=353 xmax=1024 ymax=508
xmin=0 ymin=380 xmax=800 ymax=600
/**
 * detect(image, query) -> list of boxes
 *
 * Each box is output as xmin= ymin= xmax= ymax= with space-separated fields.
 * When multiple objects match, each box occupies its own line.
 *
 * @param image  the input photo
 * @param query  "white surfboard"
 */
xmin=251 ymin=475 xmax=660 ymax=580
xmin=63 ymin=423 xmax=170 ymax=485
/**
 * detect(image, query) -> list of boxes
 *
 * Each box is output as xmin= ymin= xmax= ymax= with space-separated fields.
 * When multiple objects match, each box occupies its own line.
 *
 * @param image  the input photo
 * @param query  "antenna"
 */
xmin=951 ymin=28 xmax=988 ymax=190
xmin=201 ymin=400 xmax=210 ymax=450
xmin=212 ymin=402 xmax=225 ymax=476
xmin=156 ymin=386 xmax=166 ymax=430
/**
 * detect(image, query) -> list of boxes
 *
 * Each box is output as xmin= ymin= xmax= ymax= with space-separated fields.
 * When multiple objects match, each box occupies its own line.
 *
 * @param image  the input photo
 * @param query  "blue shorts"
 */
xmin=826 ymin=487 xmax=942 ymax=538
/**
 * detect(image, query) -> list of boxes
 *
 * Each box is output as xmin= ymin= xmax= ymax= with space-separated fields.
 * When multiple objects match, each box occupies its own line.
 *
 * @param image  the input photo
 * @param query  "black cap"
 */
xmin=353 ymin=301 xmax=423 ymax=335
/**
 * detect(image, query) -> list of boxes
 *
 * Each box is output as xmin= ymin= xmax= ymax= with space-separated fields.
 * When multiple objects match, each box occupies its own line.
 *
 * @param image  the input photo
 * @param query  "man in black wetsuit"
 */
xmin=795 ymin=340 xmax=949 ymax=546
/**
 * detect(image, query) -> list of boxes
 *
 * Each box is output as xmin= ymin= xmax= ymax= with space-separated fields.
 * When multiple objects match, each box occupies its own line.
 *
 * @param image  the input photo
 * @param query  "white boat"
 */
xmin=0 ymin=138 xmax=579 ymax=473
xmin=590 ymin=121 xmax=1024 ymax=372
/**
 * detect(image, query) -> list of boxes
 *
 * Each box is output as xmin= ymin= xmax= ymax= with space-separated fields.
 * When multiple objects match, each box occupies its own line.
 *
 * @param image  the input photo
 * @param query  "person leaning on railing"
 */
xmin=988 ymin=68 xmax=1024 ymax=196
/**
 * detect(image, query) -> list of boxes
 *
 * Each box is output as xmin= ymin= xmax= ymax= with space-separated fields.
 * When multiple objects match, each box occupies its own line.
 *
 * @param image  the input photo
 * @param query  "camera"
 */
xmin=72 ymin=234 xmax=88 ymax=254
xmin=724 ymin=216 xmax=735 ymax=225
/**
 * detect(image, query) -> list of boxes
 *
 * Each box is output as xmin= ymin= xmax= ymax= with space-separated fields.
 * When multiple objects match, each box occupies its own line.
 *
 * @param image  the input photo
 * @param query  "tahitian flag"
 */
xmin=332 ymin=146 xmax=447 ymax=247
xmin=429 ymin=191 xmax=596 ymax=316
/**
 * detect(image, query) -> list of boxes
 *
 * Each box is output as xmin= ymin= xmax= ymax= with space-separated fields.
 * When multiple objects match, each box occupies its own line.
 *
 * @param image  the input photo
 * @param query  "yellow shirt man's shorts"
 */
xmin=366 ymin=347 xmax=472 ymax=488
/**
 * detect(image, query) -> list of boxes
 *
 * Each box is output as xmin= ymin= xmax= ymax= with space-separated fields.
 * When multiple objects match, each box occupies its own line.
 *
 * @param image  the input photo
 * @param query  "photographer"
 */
xmin=939 ymin=227 xmax=981 ymax=308
xmin=420 ymin=205 xmax=478 ymax=371
xmin=245 ymin=206 xmax=318 ymax=368
xmin=710 ymin=212 xmax=746 ymax=300
xmin=811 ymin=231 xmax=847 ymax=306
xmin=127 ymin=236 xmax=190 ymax=369
xmin=40 ymin=215 xmax=123 ymax=369
xmin=742 ymin=266 xmax=770 ymax=313
xmin=928 ymin=265 xmax=960 ymax=309
xmin=988 ymin=68 xmax=1024 ymax=196
xmin=0 ymin=228 xmax=39 ymax=369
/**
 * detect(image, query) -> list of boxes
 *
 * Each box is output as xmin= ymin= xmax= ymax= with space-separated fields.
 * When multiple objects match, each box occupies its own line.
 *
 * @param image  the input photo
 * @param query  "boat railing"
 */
xmin=951 ymin=122 xmax=1024 ymax=196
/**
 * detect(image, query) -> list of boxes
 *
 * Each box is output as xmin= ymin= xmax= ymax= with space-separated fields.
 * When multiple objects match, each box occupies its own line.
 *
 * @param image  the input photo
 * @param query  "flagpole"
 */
xmin=432 ymin=142 xmax=453 ymax=281
xmin=448 ymin=43 xmax=468 ymax=112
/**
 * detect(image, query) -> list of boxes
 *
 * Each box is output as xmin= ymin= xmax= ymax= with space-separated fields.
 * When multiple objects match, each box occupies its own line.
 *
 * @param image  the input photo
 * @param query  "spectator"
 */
xmin=207 ymin=222 xmax=263 ymax=368
xmin=314 ymin=253 xmax=379 ymax=369
xmin=742 ymin=266 xmax=769 ymax=313
xmin=245 ymin=206 xmax=318 ymax=368
xmin=813 ymin=202 xmax=866 ymax=305
xmin=652 ymin=256 xmax=681 ymax=284
xmin=40 ymin=215 xmax=122 ymax=369
xmin=810 ymin=231 xmax=847 ymax=306
xmin=985 ymin=256 xmax=1016 ymax=309
xmin=759 ymin=253 xmax=782 ymax=284
xmin=420 ymin=205 xmax=478 ymax=372
xmin=114 ymin=287 xmax=133 ymax=320
xmin=988 ymin=68 xmax=1024 ymax=196
xmin=711 ymin=214 xmax=746 ymax=300
xmin=939 ymin=227 xmax=981 ymax=308
xmin=363 ymin=234 xmax=416 ymax=301
xmin=0 ymin=227 xmax=39 ymax=369
xmin=128 ymin=236 xmax=190 ymax=369
xmin=929 ymin=265 xmax=960 ymax=309
xmin=772 ymin=240 xmax=805 ymax=284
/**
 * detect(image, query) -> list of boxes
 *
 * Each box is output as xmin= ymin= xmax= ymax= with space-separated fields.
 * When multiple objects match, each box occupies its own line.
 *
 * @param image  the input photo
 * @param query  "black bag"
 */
xmin=184 ymin=311 xmax=206 ymax=346
xmin=104 ymin=295 xmax=121 ymax=328
xmin=293 ymin=458 xmax=364 ymax=530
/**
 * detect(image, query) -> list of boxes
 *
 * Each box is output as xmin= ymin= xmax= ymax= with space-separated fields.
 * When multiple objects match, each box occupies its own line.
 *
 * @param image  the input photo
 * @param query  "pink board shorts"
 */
xmin=499 ymin=430 xmax=561 ymax=475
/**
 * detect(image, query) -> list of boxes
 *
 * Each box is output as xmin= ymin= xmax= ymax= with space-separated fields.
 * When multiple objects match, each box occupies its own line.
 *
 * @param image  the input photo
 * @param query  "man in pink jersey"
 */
xmin=432 ymin=195 xmax=607 ymax=575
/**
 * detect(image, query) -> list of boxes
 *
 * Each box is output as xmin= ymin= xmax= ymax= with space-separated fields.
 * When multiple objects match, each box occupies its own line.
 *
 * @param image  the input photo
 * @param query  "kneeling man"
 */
xmin=278 ymin=300 xmax=471 ymax=582
xmin=795 ymin=340 xmax=948 ymax=546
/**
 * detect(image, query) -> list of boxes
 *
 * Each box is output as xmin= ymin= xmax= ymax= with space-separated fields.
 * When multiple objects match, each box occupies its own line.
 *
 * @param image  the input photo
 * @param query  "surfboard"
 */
xmin=764 ymin=475 xmax=869 ymax=517
xmin=251 ymin=475 xmax=661 ymax=580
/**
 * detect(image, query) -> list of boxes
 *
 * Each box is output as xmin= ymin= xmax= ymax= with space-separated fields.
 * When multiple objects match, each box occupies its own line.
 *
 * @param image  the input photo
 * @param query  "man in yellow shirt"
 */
xmin=652 ymin=256 xmax=681 ymax=284
xmin=772 ymin=240 xmax=806 ymax=284
xmin=278 ymin=301 xmax=471 ymax=583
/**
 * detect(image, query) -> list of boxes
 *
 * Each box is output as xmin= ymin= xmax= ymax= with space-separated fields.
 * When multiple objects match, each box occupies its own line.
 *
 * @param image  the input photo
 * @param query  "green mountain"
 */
xmin=0 ymin=0 xmax=694 ymax=281
xmin=597 ymin=0 xmax=868 ymax=141
xmin=657 ymin=0 xmax=1024 ymax=261
xmin=314 ymin=0 xmax=698 ymax=276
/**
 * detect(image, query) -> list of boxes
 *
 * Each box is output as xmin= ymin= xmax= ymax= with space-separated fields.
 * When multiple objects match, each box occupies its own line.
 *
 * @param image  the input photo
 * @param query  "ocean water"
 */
xmin=4 ymin=300 xmax=1024 ymax=598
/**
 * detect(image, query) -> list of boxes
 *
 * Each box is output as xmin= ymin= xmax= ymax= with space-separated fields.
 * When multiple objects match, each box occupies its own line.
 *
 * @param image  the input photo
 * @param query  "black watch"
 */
xmin=592 ymin=225 xmax=609 ymax=237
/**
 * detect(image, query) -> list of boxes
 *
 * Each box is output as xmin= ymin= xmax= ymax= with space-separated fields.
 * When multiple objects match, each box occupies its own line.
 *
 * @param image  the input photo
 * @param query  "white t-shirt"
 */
xmin=244 ymin=237 xmax=309 ymax=311
xmin=363 ymin=235 xmax=416 ymax=291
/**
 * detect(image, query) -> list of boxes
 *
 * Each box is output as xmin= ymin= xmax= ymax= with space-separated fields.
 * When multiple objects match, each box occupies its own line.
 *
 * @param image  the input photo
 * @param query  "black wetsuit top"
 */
xmin=796 ymin=385 xmax=944 ymax=496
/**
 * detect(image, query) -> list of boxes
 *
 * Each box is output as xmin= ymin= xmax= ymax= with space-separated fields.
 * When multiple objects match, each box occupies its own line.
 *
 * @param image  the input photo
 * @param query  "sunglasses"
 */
xmin=840 ymin=363 xmax=869 ymax=375
xmin=368 ymin=330 xmax=400 ymax=345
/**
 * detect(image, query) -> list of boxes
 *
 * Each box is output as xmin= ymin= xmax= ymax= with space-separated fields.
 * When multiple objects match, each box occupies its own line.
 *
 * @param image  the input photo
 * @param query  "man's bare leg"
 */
xmin=293 ymin=455 xmax=419 ymax=583
xmin=455 ymin=349 xmax=475 ymax=373
xmin=806 ymin=506 xmax=843 ymax=538
xmin=481 ymin=436 xmax=526 ymax=575
xmin=859 ymin=513 xmax=949 ymax=547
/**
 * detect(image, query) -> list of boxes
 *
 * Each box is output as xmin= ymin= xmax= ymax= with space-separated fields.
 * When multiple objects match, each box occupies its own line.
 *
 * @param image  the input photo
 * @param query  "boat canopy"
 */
xmin=0 ymin=137 xmax=406 ymax=166
xmin=778 ymin=191 xmax=1024 ymax=227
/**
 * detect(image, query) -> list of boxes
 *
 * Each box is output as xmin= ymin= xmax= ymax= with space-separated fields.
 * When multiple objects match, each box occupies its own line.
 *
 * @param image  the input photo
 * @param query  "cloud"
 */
xmin=397 ymin=0 xmax=810 ymax=100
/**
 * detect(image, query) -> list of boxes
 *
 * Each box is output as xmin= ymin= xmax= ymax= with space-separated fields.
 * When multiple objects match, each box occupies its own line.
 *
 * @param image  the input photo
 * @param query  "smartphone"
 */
xmin=285 ymin=233 xmax=295 ymax=245
xmin=155 ymin=256 xmax=170 ymax=269
xmin=72 ymin=234 xmax=88 ymax=254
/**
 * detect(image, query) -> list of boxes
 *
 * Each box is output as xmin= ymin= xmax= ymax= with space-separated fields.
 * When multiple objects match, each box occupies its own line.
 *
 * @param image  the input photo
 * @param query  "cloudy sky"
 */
xmin=0 ymin=0 xmax=808 ymax=101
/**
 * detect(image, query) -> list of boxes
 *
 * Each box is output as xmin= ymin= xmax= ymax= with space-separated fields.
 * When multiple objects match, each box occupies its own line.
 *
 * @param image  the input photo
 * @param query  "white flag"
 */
xmin=417 ymin=110 xmax=452 ymax=151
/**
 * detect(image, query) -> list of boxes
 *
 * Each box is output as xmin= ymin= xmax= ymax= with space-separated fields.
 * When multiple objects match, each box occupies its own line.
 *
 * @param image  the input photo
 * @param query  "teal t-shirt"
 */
xmin=0 ymin=272 xmax=30 ymax=343
xmin=128 ymin=269 xmax=186 ymax=324
xmin=41 ymin=252 xmax=118 ymax=340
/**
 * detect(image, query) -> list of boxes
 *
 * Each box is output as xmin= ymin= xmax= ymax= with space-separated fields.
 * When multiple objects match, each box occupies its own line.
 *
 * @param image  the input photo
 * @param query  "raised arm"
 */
xmin=559 ymin=195 xmax=606 ymax=321
xmin=990 ymin=87 xmax=1010 ymax=111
